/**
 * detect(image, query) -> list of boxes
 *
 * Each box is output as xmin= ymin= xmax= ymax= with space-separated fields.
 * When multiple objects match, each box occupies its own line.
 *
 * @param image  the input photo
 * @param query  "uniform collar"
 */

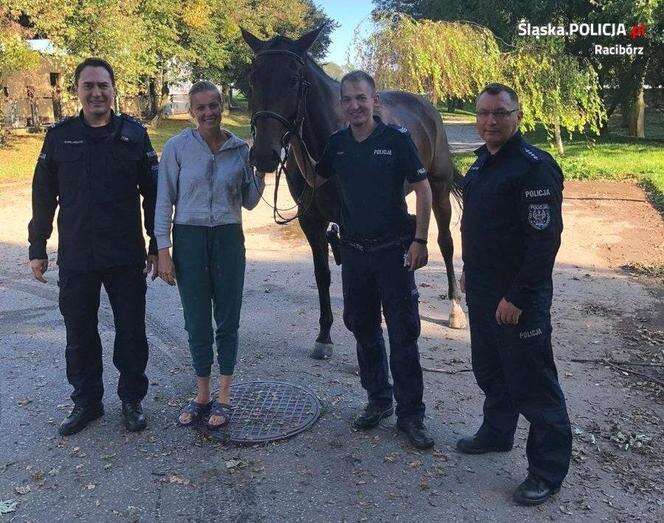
xmin=345 ymin=115 xmax=386 ymax=143
xmin=474 ymin=129 xmax=523 ymax=158
xmin=78 ymin=109 xmax=118 ymax=129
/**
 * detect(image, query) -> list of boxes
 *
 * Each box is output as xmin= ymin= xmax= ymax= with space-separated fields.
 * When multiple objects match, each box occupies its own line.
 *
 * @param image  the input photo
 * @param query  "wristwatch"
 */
xmin=413 ymin=238 xmax=427 ymax=245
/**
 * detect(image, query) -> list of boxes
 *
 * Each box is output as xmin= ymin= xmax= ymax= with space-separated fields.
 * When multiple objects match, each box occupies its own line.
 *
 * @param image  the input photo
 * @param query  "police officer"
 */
xmin=28 ymin=58 xmax=159 ymax=435
xmin=294 ymin=71 xmax=434 ymax=450
xmin=457 ymin=83 xmax=572 ymax=505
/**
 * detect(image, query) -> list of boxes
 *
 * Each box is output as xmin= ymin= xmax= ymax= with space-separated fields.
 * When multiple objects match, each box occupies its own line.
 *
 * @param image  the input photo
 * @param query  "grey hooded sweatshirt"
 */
xmin=154 ymin=128 xmax=265 ymax=249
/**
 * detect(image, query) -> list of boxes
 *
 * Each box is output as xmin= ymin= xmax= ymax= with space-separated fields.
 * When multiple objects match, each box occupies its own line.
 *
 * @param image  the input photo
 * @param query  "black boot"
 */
xmin=353 ymin=402 xmax=394 ymax=430
xmin=396 ymin=417 xmax=434 ymax=450
xmin=456 ymin=430 xmax=513 ymax=454
xmin=513 ymin=474 xmax=560 ymax=506
xmin=121 ymin=401 xmax=146 ymax=432
xmin=59 ymin=403 xmax=104 ymax=436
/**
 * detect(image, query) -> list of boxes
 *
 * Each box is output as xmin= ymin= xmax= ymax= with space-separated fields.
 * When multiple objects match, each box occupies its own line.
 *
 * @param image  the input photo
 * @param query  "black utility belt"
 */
xmin=339 ymin=235 xmax=411 ymax=253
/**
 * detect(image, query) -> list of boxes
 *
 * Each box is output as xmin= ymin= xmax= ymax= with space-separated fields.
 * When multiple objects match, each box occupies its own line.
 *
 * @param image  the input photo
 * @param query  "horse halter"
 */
xmin=249 ymin=49 xmax=311 ymax=147
xmin=249 ymin=48 xmax=317 ymax=225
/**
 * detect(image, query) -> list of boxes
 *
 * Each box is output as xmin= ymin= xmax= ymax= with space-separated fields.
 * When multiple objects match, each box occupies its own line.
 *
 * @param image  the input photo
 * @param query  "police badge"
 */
xmin=528 ymin=203 xmax=550 ymax=230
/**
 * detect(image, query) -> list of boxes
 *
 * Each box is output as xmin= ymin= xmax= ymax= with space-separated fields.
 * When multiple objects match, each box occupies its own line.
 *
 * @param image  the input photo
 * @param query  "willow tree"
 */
xmin=355 ymin=13 xmax=502 ymax=104
xmin=356 ymin=14 xmax=606 ymax=154
xmin=505 ymin=40 xmax=605 ymax=154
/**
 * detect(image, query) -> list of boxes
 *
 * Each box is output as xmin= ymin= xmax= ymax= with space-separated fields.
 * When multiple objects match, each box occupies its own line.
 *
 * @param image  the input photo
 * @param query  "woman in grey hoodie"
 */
xmin=155 ymin=81 xmax=265 ymax=429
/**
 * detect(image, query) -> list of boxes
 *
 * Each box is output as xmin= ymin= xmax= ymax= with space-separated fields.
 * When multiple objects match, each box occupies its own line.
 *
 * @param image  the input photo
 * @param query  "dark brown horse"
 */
xmin=242 ymin=26 xmax=466 ymax=358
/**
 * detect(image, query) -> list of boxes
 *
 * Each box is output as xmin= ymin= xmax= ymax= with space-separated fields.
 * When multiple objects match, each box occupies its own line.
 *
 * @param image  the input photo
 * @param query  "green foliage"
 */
xmin=358 ymin=14 xmax=606 ymax=140
xmin=6 ymin=0 xmax=335 ymax=103
xmin=372 ymin=0 xmax=664 ymax=135
xmin=356 ymin=13 xmax=502 ymax=104
xmin=504 ymin=39 xmax=606 ymax=138
xmin=0 ymin=32 xmax=40 ymax=77
xmin=0 ymin=25 xmax=40 ymax=143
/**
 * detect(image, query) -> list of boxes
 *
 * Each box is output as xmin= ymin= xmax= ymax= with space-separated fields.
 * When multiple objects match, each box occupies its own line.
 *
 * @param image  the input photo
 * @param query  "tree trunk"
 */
xmin=620 ymin=100 xmax=631 ymax=129
xmin=228 ymin=86 xmax=235 ymax=110
xmin=553 ymin=123 xmax=564 ymax=155
xmin=221 ymin=84 xmax=231 ymax=115
xmin=628 ymin=84 xmax=646 ymax=138
xmin=148 ymin=77 xmax=171 ymax=126
xmin=148 ymin=77 xmax=159 ymax=119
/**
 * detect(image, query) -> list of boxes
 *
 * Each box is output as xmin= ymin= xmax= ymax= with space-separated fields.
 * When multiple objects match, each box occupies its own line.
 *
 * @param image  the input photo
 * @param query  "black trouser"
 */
xmin=341 ymin=243 xmax=425 ymax=420
xmin=58 ymin=265 xmax=149 ymax=406
xmin=466 ymin=289 xmax=572 ymax=488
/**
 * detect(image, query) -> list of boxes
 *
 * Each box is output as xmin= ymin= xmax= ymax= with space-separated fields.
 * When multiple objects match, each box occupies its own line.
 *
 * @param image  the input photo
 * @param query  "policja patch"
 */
xmin=528 ymin=203 xmax=551 ymax=230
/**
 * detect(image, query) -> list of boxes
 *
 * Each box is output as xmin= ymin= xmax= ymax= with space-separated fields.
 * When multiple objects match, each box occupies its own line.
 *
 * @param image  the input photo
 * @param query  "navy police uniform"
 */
xmin=28 ymin=111 xmax=158 ymax=407
xmin=317 ymin=116 xmax=428 ymax=420
xmin=461 ymin=130 xmax=572 ymax=488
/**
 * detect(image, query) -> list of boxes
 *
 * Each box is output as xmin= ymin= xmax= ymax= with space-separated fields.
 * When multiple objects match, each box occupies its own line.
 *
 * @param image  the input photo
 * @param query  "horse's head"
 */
xmin=242 ymin=25 xmax=325 ymax=172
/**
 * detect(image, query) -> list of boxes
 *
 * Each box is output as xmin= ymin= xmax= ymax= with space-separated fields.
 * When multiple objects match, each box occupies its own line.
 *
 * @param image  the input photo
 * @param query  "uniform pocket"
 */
xmin=56 ymin=146 xmax=84 ymax=207
xmin=110 ymin=143 xmax=142 ymax=198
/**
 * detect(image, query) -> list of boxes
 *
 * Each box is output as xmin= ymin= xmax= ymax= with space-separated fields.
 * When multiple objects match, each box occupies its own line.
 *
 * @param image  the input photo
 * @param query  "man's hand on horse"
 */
xmin=495 ymin=298 xmax=522 ymax=325
xmin=30 ymin=258 xmax=48 ymax=283
xmin=405 ymin=242 xmax=428 ymax=271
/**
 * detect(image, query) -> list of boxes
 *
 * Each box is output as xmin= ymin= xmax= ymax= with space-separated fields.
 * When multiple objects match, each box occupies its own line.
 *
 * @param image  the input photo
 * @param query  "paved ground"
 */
xmin=0 ymin=144 xmax=663 ymax=520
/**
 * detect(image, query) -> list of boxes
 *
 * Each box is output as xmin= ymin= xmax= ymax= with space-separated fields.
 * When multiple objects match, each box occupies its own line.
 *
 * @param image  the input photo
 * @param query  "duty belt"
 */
xmin=339 ymin=234 xmax=410 ymax=254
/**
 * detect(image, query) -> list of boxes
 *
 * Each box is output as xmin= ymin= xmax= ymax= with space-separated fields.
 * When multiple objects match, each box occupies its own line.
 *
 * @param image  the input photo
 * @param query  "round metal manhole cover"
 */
xmin=206 ymin=381 xmax=321 ymax=444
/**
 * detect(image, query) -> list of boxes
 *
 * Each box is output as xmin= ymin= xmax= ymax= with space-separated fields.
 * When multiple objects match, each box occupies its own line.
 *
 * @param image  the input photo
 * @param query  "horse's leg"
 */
xmin=298 ymin=212 xmax=334 ymax=359
xmin=430 ymin=178 xmax=467 ymax=329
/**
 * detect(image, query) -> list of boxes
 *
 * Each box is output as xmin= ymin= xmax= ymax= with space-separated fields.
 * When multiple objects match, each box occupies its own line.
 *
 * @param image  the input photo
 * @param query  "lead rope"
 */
xmin=250 ymin=76 xmax=318 ymax=225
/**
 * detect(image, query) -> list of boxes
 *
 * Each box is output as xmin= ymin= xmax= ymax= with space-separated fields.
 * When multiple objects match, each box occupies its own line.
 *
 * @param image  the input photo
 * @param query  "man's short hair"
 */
xmin=74 ymin=58 xmax=116 ymax=88
xmin=478 ymin=83 xmax=519 ymax=107
xmin=188 ymin=80 xmax=222 ymax=104
xmin=340 ymin=70 xmax=376 ymax=95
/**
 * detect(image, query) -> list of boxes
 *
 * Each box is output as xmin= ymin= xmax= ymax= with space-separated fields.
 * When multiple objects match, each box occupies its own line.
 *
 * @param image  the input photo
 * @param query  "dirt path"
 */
xmin=0 ymin=178 xmax=662 ymax=521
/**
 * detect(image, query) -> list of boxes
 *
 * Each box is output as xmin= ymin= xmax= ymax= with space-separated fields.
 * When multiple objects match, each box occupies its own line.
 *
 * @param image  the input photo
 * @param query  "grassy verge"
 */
xmin=451 ymin=121 xmax=664 ymax=213
xmin=0 ymin=111 xmax=252 ymax=183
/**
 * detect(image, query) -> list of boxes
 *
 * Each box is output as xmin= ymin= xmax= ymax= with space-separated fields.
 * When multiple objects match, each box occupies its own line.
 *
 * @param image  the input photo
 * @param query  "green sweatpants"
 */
xmin=172 ymin=223 xmax=246 ymax=377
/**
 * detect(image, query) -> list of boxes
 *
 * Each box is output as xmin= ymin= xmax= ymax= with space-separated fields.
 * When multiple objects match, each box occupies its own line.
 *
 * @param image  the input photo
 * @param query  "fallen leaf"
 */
xmin=166 ymin=474 xmax=190 ymax=486
xmin=0 ymin=499 xmax=17 ymax=514
xmin=225 ymin=459 xmax=243 ymax=470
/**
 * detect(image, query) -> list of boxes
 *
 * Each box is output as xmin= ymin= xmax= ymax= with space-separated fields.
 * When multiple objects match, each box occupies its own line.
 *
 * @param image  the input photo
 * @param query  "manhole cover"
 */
xmin=206 ymin=381 xmax=321 ymax=444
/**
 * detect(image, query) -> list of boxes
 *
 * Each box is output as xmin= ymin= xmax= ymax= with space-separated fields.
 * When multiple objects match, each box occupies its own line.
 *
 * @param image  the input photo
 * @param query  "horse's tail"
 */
xmin=451 ymin=165 xmax=464 ymax=209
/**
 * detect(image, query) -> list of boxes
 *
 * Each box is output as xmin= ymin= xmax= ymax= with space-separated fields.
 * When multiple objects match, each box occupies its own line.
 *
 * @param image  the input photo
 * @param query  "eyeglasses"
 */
xmin=476 ymin=109 xmax=517 ymax=120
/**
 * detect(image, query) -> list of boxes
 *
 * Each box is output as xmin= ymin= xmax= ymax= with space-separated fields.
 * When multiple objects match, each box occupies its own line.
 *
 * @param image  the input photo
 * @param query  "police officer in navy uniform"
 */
xmin=293 ymin=71 xmax=435 ymax=449
xmin=457 ymin=83 xmax=572 ymax=505
xmin=28 ymin=58 xmax=159 ymax=435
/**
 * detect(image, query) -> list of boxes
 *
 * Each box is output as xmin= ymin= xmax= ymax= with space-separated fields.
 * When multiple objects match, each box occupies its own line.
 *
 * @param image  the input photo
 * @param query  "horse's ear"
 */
xmin=295 ymin=24 xmax=326 ymax=52
xmin=241 ymin=27 xmax=265 ymax=53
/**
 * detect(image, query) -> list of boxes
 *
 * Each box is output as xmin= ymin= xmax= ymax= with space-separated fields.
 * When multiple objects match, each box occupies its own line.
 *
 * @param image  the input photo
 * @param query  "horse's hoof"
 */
xmin=449 ymin=301 xmax=467 ymax=330
xmin=310 ymin=342 xmax=333 ymax=360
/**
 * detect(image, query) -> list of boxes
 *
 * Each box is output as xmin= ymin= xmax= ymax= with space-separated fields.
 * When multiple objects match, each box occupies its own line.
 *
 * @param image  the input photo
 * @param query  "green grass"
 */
xmin=450 ymin=110 xmax=664 ymax=212
xmin=0 ymin=111 xmax=252 ymax=182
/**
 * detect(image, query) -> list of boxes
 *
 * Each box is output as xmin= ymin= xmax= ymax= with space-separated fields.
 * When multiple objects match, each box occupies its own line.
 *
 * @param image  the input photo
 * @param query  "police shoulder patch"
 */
xmin=527 ymin=203 xmax=551 ymax=230
xmin=519 ymin=144 xmax=542 ymax=163
xmin=49 ymin=115 xmax=76 ymax=130
xmin=386 ymin=123 xmax=410 ymax=135
xmin=121 ymin=113 xmax=147 ymax=128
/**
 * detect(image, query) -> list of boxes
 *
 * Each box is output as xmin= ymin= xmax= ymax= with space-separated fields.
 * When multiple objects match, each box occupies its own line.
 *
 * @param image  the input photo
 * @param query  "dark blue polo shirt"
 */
xmin=316 ymin=116 xmax=427 ymax=239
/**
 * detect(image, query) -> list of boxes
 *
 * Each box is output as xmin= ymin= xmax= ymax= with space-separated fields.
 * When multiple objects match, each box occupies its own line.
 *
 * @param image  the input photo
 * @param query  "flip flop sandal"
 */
xmin=177 ymin=400 xmax=212 ymax=427
xmin=206 ymin=401 xmax=232 ymax=431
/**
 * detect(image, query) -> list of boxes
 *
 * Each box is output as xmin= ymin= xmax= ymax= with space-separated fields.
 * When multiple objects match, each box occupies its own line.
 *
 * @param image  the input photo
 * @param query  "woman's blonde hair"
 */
xmin=188 ymin=80 xmax=222 ymax=106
